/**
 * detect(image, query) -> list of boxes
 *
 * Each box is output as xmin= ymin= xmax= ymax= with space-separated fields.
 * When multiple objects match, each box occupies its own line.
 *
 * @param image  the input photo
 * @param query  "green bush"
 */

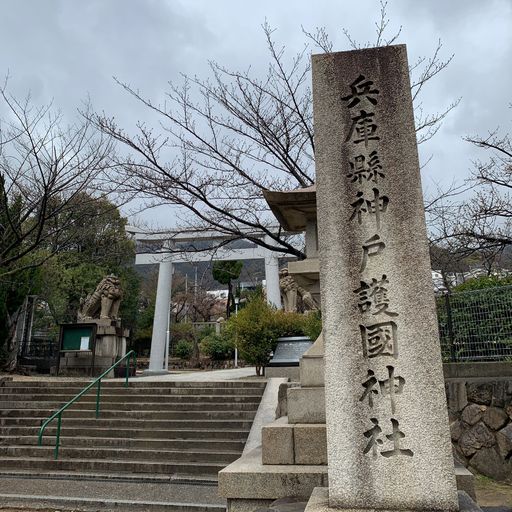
xmin=272 ymin=309 xmax=308 ymax=337
xmin=171 ymin=322 xmax=195 ymax=343
xmin=200 ymin=334 xmax=234 ymax=361
xmin=302 ymin=310 xmax=322 ymax=341
xmin=197 ymin=324 xmax=215 ymax=339
xmin=225 ymin=295 xmax=315 ymax=374
xmin=174 ymin=339 xmax=193 ymax=360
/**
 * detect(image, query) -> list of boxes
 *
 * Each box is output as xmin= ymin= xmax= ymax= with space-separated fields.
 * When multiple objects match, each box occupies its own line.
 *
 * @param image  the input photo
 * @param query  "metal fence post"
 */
xmin=444 ymin=292 xmax=456 ymax=362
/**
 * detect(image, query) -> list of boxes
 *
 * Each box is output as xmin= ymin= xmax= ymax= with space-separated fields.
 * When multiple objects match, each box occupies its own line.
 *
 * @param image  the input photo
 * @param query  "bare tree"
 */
xmin=0 ymin=86 xmax=118 ymax=370
xmin=460 ymin=128 xmax=512 ymax=249
xmin=93 ymin=5 xmax=457 ymax=260
xmin=0 ymin=88 xmax=117 ymax=277
xmin=427 ymin=106 xmax=512 ymax=273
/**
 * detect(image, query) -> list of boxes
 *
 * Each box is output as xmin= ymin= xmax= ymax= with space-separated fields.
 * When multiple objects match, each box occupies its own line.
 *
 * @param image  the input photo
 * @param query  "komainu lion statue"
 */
xmin=279 ymin=268 xmax=319 ymax=313
xmin=78 ymin=275 xmax=123 ymax=321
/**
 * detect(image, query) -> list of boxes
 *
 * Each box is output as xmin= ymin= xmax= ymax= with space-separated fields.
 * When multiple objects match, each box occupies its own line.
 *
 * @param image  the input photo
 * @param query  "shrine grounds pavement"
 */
xmin=0 ymin=475 xmax=225 ymax=510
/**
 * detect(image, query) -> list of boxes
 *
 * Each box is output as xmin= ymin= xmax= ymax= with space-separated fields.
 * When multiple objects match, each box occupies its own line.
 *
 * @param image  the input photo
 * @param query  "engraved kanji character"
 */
xmin=345 ymin=110 xmax=380 ymax=148
xmin=360 ymin=321 xmax=398 ymax=359
xmin=379 ymin=365 xmax=405 ymax=415
xmin=367 ymin=188 xmax=389 ymax=229
xmin=359 ymin=366 xmax=405 ymax=414
xmin=363 ymin=417 xmax=383 ymax=457
xmin=360 ymin=234 xmax=385 ymax=272
xmin=381 ymin=418 xmax=413 ymax=458
xmin=349 ymin=188 xmax=389 ymax=229
xmin=350 ymin=191 xmax=367 ymax=225
xmin=354 ymin=275 xmax=398 ymax=317
xmin=342 ymin=75 xmax=379 ymax=108
xmin=359 ymin=369 xmax=379 ymax=408
xmin=347 ymin=151 xmax=384 ymax=184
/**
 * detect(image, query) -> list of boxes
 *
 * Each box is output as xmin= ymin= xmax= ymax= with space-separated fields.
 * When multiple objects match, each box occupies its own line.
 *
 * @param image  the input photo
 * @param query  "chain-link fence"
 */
xmin=437 ymin=285 xmax=512 ymax=362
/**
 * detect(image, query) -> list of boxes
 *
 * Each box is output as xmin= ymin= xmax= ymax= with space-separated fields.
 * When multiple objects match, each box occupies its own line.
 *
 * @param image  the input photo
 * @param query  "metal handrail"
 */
xmin=38 ymin=350 xmax=137 ymax=459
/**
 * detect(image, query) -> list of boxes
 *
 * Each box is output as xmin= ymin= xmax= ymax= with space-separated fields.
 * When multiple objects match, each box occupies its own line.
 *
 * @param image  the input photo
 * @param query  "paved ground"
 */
xmin=475 ymin=475 xmax=512 ymax=512
xmin=1 ymin=367 xmax=258 ymax=383
xmin=116 ymin=367 xmax=258 ymax=382
xmin=0 ymin=476 xmax=224 ymax=504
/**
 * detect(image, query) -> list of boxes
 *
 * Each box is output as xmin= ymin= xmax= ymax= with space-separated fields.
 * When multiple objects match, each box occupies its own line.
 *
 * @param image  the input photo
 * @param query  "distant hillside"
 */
xmin=134 ymin=257 xmax=294 ymax=291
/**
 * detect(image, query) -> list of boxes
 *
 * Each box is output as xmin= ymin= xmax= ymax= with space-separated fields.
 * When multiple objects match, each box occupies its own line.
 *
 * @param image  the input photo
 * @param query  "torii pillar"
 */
xmin=146 ymin=242 xmax=282 ymax=374
xmin=145 ymin=258 xmax=173 ymax=375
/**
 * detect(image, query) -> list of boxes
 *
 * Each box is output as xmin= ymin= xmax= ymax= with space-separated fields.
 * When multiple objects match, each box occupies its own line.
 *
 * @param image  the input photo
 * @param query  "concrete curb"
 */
xmin=243 ymin=378 xmax=288 ymax=455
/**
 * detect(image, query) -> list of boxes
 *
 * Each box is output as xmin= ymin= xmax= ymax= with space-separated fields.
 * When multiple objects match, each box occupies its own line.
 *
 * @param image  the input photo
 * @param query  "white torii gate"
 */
xmin=130 ymin=227 xmax=284 ymax=374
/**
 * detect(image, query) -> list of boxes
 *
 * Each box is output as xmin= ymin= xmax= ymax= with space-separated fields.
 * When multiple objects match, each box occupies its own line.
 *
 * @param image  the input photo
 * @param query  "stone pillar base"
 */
xmin=142 ymin=369 xmax=170 ymax=376
xmin=304 ymin=487 xmax=481 ymax=512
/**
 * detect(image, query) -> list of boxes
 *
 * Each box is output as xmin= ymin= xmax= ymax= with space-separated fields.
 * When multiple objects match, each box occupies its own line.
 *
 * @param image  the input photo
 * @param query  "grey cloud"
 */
xmin=0 ymin=0 xmax=510 ymax=225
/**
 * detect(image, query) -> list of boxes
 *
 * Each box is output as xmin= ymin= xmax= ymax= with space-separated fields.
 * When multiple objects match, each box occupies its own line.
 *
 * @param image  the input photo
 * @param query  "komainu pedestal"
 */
xmin=313 ymin=45 xmax=459 ymax=511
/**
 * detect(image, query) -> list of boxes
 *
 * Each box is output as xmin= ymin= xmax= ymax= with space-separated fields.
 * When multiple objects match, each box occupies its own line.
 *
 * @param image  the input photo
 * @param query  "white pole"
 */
xmin=264 ymin=235 xmax=282 ymax=308
xmin=147 ymin=259 xmax=173 ymax=374
xmin=165 ymin=328 xmax=170 ymax=371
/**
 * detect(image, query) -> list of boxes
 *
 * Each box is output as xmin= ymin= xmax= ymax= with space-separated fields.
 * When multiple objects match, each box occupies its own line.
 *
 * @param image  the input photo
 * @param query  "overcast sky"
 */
xmin=1 ymin=0 xmax=511 ymax=227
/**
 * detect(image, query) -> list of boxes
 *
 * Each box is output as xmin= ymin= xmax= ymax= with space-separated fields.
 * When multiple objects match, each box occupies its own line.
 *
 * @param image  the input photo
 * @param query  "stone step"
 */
xmin=0 ymin=445 xmax=241 ymax=464
xmin=0 ymin=435 xmax=245 ymax=452
xmin=0 ymin=377 xmax=263 ymax=501
xmin=2 ymin=380 xmax=264 ymax=388
xmin=2 ymin=393 xmax=263 ymax=403
xmin=0 ymin=416 xmax=254 ymax=429
xmin=0 ymin=408 xmax=256 ymax=420
xmin=0 ymin=426 xmax=250 ymax=439
xmin=0 ymin=494 xmax=226 ymax=512
xmin=0 ymin=400 xmax=260 ymax=410
xmin=0 ymin=456 xmax=225 ymax=476
xmin=0 ymin=386 xmax=264 ymax=396
xmin=0 ymin=469 xmax=219 ymax=483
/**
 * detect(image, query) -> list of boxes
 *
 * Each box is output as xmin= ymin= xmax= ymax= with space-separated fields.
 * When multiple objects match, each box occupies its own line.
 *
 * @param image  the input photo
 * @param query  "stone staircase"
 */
xmin=0 ymin=378 xmax=266 ymax=510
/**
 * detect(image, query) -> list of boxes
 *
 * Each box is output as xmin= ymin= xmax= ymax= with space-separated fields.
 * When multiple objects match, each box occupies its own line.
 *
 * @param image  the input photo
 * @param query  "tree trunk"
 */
xmin=226 ymin=279 xmax=233 ymax=319
xmin=0 ymin=308 xmax=21 ymax=372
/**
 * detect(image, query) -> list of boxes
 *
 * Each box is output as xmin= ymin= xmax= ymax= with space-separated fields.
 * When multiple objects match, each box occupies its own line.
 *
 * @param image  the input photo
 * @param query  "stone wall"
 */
xmin=446 ymin=379 xmax=512 ymax=481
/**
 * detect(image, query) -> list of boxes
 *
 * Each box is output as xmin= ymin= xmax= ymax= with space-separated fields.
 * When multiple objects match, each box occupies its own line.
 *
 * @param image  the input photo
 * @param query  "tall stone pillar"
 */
xmin=147 ymin=258 xmax=173 ymax=374
xmin=310 ymin=45 xmax=458 ymax=511
xmin=264 ymin=235 xmax=282 ymax=308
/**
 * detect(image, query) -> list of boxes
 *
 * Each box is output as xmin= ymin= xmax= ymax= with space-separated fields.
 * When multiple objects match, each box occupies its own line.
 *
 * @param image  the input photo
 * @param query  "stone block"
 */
xmin=287 ymin=387 xmax=325 ymax=424
xmin=266 ymin=367 xmax=300 ymax=382
xmin=443 ymin=362 xmax=512 ymax=379
xmin=470 ymin=446 xmax=511 ymax=481
xmin=445 ymin=381 xmax=468 ymax=415
xmin=482 ymin=406 xmax=509 ymax=430
xmin=459 ymin=422 xmax=495 ymax=457
xmin=299 ymin=333 xmax=324 ymax=388
xmin=467 ymin=382 xmax=493 ymax=405
xmin=294 ymin=424 xmax=327 ymax=465
xmin=496 ymin=423 xmax=512 ymax=458
xmin=299 ymin=357 xmax=324 ymax=388
xmin=461 ymin=403 xmax=486 ymax=426
xmin=276 ymin=382 xmax=295 ymax=419
xmin=267 ymin=497 xmax=309 ymax=512
xmin=304 ymin=488 xmax=482 ymax=512
xmin=218 ymin=447 xmax=328 ymax=500
xmin=450 ymin=420 xmax=465 ymax=442
xmin=262 ymin=417 xmax=294 ymax=465
xmin=227 ymin=499 xmax=274 ymax=512
xmin=453 ymin=444 xmax=468 ymax=467
xmin=455 ymin=465 xmax=476 ymax=501
xmin=491 ymin=380 xmax=508 ymax=408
